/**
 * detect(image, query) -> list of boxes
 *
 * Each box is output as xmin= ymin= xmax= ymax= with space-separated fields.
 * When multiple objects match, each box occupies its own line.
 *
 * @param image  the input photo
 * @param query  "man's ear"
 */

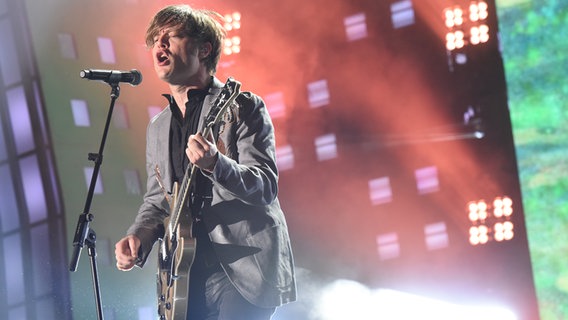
xmin=199 ymin=42 xmax=213 ymax=59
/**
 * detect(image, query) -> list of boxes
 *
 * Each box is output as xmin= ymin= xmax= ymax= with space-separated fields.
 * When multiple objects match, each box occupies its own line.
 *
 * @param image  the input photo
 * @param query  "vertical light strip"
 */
xmin=3 ymin=233 xmax=25 ymax=305
xmin=0 ymin=164 xmax=20 ymax=232
xmin=7 ymin=86 xmax=35 ymax=154
xmin=19 ymin=155 xmax=47 ymax=223
xmin=0 ymin=116 xmax=7 ymax=160
xmin=31 ymin=224 xmax=51 ymax=296
xmin=0 ymin=19 xmax=22 ymax=86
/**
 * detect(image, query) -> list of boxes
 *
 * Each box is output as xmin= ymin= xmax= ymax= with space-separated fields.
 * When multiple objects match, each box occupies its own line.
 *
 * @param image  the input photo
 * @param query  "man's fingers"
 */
xmin=186 ymin=134 xmax=218 ymax=171
xmin=116 ymin=261 xmax=134 ymax=271
xmin=127 ymin=236 xmax=139 ymax=258
xmin=114 ymin=236 xmax=140 ymax=271
xmin=188 ymin=134 xmax=213 ymax=151
xmin=192 ymin=132 xmax=210 ymax=144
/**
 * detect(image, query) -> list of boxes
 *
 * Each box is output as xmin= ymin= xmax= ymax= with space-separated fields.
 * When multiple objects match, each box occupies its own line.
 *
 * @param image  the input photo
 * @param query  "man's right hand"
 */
xmin=114 ymin=235 xmax=141 ymax=271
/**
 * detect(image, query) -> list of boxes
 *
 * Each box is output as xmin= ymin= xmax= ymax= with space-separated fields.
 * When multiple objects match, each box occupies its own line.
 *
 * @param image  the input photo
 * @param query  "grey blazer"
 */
xmin=127 ymin=77 xmax=296 ymax=308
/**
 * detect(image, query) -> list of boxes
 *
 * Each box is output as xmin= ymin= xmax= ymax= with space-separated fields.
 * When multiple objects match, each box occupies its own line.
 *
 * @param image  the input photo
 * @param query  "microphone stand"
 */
xmin=69 ymin=82 xmax=122 ymax=320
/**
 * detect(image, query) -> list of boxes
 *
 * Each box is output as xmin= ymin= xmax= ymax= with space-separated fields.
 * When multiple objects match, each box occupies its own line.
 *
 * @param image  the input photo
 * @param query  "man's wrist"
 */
xmin=203 ymin=152 xmax=219 ymax=173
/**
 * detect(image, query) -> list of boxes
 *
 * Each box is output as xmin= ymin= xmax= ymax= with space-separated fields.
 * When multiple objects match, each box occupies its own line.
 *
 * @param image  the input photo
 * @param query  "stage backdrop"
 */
xmin=8 ymin=0 xmax=564 ymax=319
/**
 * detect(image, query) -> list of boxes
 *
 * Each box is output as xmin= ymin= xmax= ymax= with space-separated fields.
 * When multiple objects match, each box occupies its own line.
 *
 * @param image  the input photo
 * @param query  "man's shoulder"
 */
xmin=236 ymin=91 xmax=265 ymax=112
xmin=150 ymin=106 xmax=172 ymax=124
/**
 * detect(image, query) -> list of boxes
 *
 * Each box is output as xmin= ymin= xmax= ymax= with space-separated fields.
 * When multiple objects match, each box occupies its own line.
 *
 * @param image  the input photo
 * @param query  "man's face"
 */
xmin=151 ymin=26 xmax=202 ymax=85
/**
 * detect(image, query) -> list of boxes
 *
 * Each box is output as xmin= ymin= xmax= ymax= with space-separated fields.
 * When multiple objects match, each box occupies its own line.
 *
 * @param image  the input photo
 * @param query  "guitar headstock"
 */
xmin=204 ymin=77 xmax=242 ymax=130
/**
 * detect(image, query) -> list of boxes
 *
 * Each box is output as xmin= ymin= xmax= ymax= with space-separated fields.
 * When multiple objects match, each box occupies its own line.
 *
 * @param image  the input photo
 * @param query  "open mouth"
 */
xmin=156 ymin=52 xmax=169 ymax=65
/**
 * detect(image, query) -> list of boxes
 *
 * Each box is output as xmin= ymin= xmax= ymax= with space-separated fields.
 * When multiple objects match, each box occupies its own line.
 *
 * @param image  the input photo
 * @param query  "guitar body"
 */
xmin=154 ymin=78 xmax=241 ymax=320
xmin=157 ymin=211 xmax=195 ymax=320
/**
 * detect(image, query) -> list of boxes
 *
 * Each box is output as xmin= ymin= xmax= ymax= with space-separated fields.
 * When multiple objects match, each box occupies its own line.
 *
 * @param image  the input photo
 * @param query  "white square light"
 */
xmin=376 ymin=232 xmax=400 ymax=260
xmin=58 ymin=33 xmax=77 ymax=59
xmin=315 ymin=134 xmax=337 ymax=161
xmin=264 ymin=92 xmax=286 ymax=119
xmin=123 ymin=169 xmax=141 ymax=195
xmin=369 ymin=177 xmax=393 ymax=205
xmin=391 ymin=0 xmax=415 ymax=29
xmin=424 ymin=222 xmax=449 ymax=250
xmin=97 ymin=37 xmax=116 ymax=64
xmin=415 ymin=166 xmax=439 ymax=194
xmin=71 ymin=99 xmax=90 ymax=127
xmin=344 ymin=13 xmax=368 ymax=41
xmin=308 ymin=79 xmax=330 ymax=108
xmin=276 ymin=145 xmax=294 ymax=171
xmin=84 ymin=167 xmax=103 ymax=194
xmin=113 ymin=103 xmax=130 ymax=129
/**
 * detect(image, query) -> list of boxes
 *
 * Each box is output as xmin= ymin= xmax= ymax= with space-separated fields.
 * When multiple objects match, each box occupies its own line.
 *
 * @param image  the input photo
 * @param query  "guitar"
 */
xmin=156 ymin=78 xmax=242 ymax=320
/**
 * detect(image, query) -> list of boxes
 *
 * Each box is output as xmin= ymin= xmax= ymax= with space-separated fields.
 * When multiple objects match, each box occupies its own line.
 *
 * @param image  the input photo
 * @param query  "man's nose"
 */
xmin=156 ymin=32 xmax=169 ymax=48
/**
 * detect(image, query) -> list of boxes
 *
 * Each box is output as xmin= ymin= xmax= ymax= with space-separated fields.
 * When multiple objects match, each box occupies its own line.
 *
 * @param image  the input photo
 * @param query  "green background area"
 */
xmin=497 ymin=0 xmax=568 ymax=318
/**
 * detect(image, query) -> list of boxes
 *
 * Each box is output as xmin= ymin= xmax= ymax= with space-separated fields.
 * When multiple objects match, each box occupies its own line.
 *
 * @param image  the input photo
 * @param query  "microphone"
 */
xmin=80 ymin=69 xmax=142 ymax=86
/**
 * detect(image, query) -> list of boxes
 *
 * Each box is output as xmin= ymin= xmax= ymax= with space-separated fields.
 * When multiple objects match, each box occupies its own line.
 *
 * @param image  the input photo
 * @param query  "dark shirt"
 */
xmin=167 ymin=87 xmax=214 ymax=199
xmin=169 ymin=89 xmax=207 ymax=184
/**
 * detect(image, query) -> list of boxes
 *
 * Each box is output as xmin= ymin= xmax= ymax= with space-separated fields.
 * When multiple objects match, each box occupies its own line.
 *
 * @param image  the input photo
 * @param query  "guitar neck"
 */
xmin=168 ymin=165 xmax=194 ymax=234
xmin=167 ymin=78 xmax=241 ymax=235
